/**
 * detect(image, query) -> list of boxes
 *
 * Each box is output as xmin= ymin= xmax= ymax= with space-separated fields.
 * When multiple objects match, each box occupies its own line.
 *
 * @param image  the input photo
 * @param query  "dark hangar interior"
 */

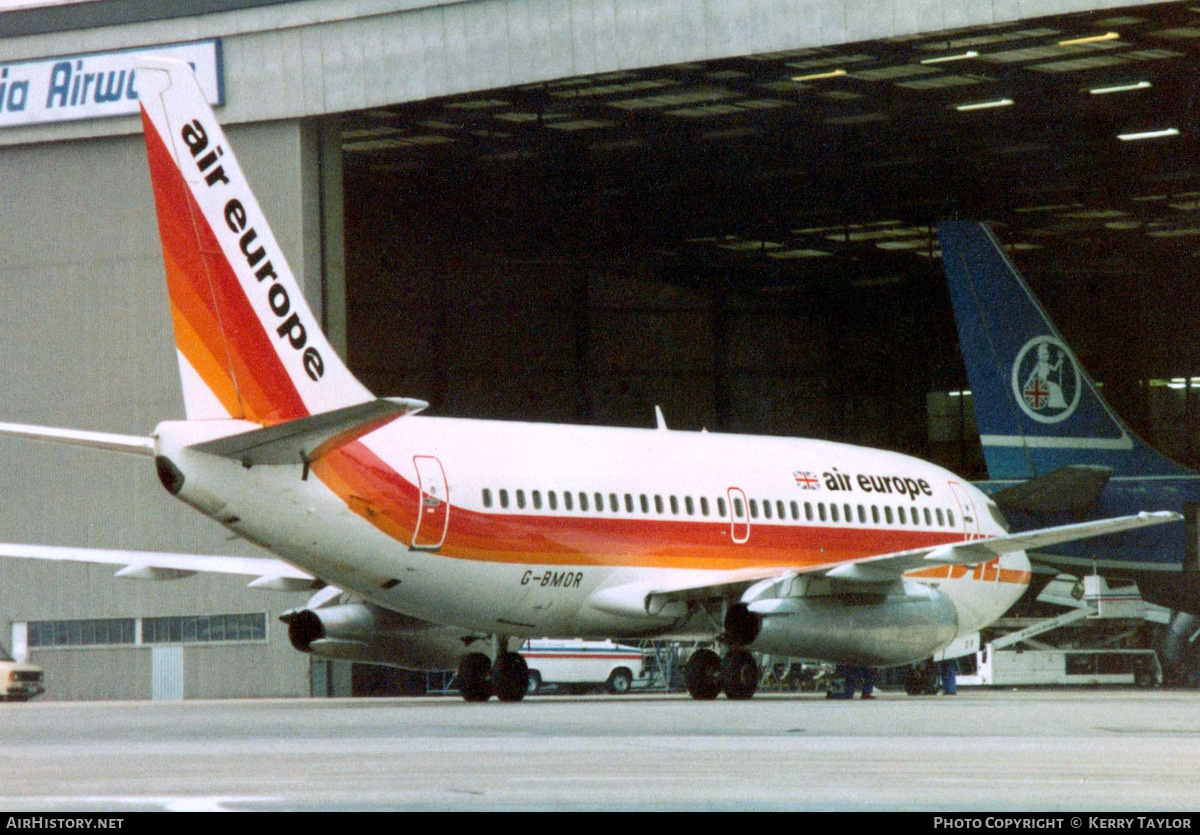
xmin=340 ymin=1 xmax=1200 ymax=478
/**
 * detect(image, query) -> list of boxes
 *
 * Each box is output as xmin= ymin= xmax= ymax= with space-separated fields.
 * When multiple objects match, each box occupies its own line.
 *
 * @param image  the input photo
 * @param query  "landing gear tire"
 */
xmin=457 ymin=652 xmax=494 ymax=702
xmin=526 ymin=670 xmax=542 ymax=695
xmin=684 ymin=648 xmax=722 ymax=700
xmin=606 ymin=668 xmax=633 ymax=695
xmin=492 ymin=651 xmax=530 ymax=702
xmin=721 ymin=649 xmax=759 ymax=700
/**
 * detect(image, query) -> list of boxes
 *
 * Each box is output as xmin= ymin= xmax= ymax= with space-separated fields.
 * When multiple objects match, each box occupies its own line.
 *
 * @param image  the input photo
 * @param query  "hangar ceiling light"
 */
xmin=790 ymin=69 xmax=847 ymax=82
xmin=1117 ymin=127 xmax=1180 ymax=141
xmin=1058 ymin=31 xmax=1121 ymax=46
xmin=954 ymin=97 xmax=1014 ymax=111
xmin=920 ymin=50 xmax=979 ymax=64
xmin=1089 ymin=80 xmax=1152 ymax=94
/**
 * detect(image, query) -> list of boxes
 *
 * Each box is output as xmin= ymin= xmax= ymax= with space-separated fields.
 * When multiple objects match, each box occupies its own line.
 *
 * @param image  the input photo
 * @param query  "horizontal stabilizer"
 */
xmin=188 ymin=397 xmax=427 ymax=466
xmin=990 ymin=465 xmax=1112 ymax=514
xmin=0 ymin=422 xmax=154 ymax=456
xmin=0 ymin=543 xmax=318 ymax=590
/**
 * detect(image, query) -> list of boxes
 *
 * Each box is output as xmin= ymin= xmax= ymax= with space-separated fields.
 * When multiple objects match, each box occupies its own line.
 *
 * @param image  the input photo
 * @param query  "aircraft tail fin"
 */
xmin=137 ymin=57 xmax=372 ymax=425
xmin=937 ymin=221 xmax=1189 ymax=479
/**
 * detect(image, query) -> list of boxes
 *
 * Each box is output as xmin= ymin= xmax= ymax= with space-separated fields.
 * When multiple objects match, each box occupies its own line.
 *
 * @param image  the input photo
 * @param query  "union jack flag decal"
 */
xmin=793 ymin=471 xmax=821 ymax=490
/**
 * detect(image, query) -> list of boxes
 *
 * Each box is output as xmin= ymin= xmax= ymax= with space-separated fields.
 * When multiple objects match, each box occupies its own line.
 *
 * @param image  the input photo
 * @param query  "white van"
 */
xmin=520 ymin=639 xmax=645 ymax=694
xmin=0 ymin=659 xmax=44 ymax=702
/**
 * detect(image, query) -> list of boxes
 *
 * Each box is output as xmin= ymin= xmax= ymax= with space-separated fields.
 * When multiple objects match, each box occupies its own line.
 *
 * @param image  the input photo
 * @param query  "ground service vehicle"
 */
xmin=520 ymin=640 xmax=644 ymax=694
xmin=0 ymin=659 xmax=43 ymax=702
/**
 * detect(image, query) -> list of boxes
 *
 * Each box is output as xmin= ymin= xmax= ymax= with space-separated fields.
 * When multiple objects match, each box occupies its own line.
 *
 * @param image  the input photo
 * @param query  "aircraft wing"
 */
xmin=0 ymin=543 xmax=320 ymax=591
xmin=822 ymin=510 xmax=1180 ymax=582
xmin=591 ymin=511 xmax=1182 ymax=616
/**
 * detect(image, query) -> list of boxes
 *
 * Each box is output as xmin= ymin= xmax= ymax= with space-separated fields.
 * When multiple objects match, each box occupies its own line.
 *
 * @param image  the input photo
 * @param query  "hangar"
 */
xmin=0 ymin=0 xmax=1196 ymax=700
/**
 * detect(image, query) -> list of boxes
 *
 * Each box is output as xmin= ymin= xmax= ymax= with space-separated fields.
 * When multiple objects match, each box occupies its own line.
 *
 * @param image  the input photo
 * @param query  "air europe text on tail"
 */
xmin=137 ymin=58 xmax=371 ymax=425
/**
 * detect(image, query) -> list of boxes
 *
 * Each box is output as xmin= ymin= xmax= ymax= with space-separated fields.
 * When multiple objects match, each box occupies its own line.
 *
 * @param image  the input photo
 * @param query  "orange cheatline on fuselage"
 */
xmin=142 ymin=106 xmax=309 ymax=426
xmin=312 ymin=440 xmax=1031 ymax=578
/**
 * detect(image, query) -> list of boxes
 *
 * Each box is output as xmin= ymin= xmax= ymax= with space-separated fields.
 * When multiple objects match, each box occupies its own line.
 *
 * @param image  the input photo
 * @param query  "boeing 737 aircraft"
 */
xmin=938 ymin=221 xmax=1200 ymax=675
xmin=0 ymin=62 xmax=1179 ymax=702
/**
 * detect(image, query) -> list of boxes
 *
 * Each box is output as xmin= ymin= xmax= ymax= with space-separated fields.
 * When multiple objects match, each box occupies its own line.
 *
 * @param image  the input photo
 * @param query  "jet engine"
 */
xmin=281 ymin=602 xmax=483 ymax=670
xmin=724 ymin=578 xmax=959 ymax=666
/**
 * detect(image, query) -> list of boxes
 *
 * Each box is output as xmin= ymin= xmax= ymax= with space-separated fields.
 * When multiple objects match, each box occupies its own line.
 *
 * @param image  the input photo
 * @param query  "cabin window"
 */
xmin=858 ymin=505 xmax=866 ymax=524
xmin=685 ymin=496 xmax=694 ymax=516
xmin=670 ymin=496 xmax=679 ymax=515
xmin=482 ymin=488 xmax=493 ymax=508
xmin=830 ymin=503 xmax=839 ymax=523
xmin=818 ymin=503 xmax=826 ymax=522
xmin=763 ymin=501 xmax=772 ymax=520
xmin=717 ymin=497 xmax=727 ymax=517
xmin=947 ymin=509 xmax=955 ymax=527
xmin=733 ymin=497 xmax=744 ymax=517
xmin=871 ymin=505 xmax=880 ymax=524
xmin=564 ymin=491 xmax=574 ymax=511
xmin=884 ymin=506 xmax=893 ymax=524
xmin=805 ymin=502 xmax=813 ymax=522
xmin=594 ymin=493 xmax=604 ymax=512
xmin=549 ymin=491 xmax=558 ymax=511
xmin=790 ymin=501 xmax=799 ymax=521
xmin=844 ymin=504 xmax=852 ymax=523
xmin=936 ymin=508 xmax=944 ymax=526
xmin=924 ymin=508 xmax=933 ymax=526
xmin=499 ymin=489 xmax=510 ymax=509
xmin=625 ymin=494 xmax=634 ymax=513
xmin=897 ymin=506 xmax=906 ymax=524
xmin=700 ymin=497 xmax=710 ymax=516
xmin=640 ymin=494 xmax=650 ymax=514
xmin=749 ymin=499 xmax=759 ymax=519
xmin=776 ymin=500 xmax=786 ymax=520
xmin=532 ymin=490 xmax=542 ymax=510
xmin=608 ymin=493 xmax=617 ymax=512
xmin=517 ymin=490 xmax=527 ymax=510
xmin=579 ymin=492 xmax=589 ymax=512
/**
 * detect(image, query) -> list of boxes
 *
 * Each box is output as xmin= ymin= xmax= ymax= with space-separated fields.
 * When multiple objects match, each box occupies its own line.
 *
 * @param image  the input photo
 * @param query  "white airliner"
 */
xmin=0 ymin=59 xmax=1180 ymax=702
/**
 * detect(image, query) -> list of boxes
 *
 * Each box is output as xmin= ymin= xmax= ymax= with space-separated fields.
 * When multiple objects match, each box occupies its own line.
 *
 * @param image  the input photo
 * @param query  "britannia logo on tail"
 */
xmin=1010 ymin=335 xmax=1081 ymax=424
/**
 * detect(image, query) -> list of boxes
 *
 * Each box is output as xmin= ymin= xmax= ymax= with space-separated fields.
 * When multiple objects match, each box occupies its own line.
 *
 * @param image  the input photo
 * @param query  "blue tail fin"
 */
xmin=937 ymin=220 xmax=1189 ymax=479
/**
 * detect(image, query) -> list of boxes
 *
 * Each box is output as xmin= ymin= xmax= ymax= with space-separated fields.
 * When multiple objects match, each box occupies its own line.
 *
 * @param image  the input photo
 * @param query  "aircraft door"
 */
xmin=947 ymin=480 xmax=981 ymax=540
xmin=728 ymin=487 xmax=750 ymax=544
xmin=412 ymin=455 xmax=450 ymax=550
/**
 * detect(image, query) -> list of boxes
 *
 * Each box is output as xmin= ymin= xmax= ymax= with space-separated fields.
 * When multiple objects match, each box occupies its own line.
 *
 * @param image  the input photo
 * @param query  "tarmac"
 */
xmin=2 ymin=688 xmax=1198 ymax=811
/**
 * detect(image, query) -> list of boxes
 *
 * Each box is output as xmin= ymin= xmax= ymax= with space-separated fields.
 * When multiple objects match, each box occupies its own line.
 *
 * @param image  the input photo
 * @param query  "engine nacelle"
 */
xmin=725 ymin=580 xmax=959 ymax=666
xmin=281 ymin=602 xmax=482 ymax=671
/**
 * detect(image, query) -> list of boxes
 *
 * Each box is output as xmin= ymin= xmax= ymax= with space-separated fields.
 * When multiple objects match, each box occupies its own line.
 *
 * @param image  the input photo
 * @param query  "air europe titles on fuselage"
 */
xmin=813 ymin=467 xmax=933 ymax=501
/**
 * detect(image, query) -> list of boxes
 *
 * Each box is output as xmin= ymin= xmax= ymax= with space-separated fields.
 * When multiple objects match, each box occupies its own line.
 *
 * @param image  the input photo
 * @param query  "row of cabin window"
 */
xmin=480 ymin=488 xmax=956 ymax=529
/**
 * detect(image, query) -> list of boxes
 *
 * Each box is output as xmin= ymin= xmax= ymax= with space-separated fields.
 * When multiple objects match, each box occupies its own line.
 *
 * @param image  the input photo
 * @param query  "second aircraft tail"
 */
xmin=937 ymin=220 xmax=1189 ymax=480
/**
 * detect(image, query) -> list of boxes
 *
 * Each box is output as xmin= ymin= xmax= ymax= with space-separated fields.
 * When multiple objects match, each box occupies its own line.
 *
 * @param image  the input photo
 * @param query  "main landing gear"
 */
xmin=684 ymin=648 xmax=759 ymax=700
xmin=455 ymin=646 xmax=530 ymax=703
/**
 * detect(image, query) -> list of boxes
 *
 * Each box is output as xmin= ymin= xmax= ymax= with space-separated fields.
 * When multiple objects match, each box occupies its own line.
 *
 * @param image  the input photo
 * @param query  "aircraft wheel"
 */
xmin=492 ymin=652 xmax=530 ymax=702
xmin=457 ymin=652 xmax=494 ymax=702
xmin=721 ymin=649 xmax=759 ymax=700
xmin=684 ymin=648 xmax=722 ymax=700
